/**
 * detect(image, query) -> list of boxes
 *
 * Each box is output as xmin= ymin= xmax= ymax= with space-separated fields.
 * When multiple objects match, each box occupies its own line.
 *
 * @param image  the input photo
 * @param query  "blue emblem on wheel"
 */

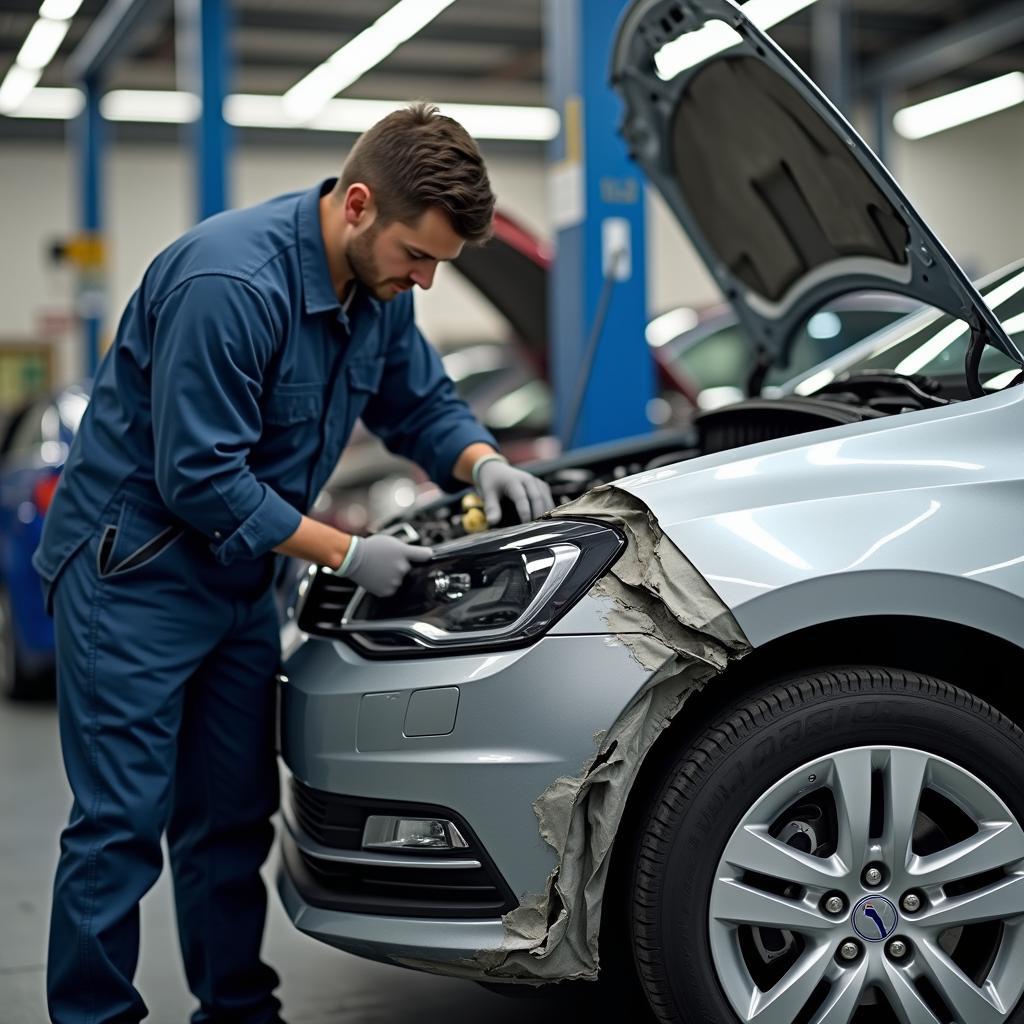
xmin=852 ymin=895 xmax=899 ymax=941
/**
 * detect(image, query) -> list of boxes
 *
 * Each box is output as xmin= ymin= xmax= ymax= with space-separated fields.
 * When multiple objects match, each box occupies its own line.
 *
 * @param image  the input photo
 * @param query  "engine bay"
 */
xmin=388 ymin=370 xmax=960 ymax=547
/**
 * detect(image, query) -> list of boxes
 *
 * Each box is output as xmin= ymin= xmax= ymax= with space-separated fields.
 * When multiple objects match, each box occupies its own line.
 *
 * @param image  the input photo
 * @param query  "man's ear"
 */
xmin=343 ymin=183 xmax=375 ymax=227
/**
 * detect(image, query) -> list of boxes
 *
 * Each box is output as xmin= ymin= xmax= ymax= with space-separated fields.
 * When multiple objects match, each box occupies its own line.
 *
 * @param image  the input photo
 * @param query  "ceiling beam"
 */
xmin=65 ymin=0 xmax=171 ymax=82
xmin=859 ymin=1 xmax=1024 ymax=92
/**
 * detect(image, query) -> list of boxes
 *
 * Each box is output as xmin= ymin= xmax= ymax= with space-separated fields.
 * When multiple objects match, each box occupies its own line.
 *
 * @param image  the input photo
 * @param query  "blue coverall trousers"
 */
xmin=47 ymin=494 xmax=282 ymax=1023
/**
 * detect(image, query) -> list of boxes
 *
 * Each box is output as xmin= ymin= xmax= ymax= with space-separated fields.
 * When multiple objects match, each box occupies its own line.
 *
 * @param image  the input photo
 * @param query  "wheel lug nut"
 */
xmin=888 ymin=939 xmax=908 ymax=959
xmin=824 ymin=895 xmax=846 ymax=915
xmin=839 ymin=940 xmax=861 ymax=961
xmin=902 ymin=893 xmax=921 ymax=913
xmin=863 ymin=865 xmax=883 ymax=887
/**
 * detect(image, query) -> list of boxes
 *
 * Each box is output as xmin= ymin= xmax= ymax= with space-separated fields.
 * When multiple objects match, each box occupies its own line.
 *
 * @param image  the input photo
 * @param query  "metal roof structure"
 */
xmin=1 ymin=0 xmax=1022 ymax=142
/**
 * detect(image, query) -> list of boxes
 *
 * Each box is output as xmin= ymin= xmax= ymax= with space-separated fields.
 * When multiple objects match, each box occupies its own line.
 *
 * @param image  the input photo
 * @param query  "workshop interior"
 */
xmin=4 ymin=1 xmax=1024 ymax=1022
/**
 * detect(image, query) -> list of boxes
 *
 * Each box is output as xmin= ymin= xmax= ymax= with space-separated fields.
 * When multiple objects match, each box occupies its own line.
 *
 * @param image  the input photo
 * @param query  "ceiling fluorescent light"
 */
xmin=5 ymin=85 xmax=82 ymax=118
xmin=1 ymin=86 xmax=556 ymax=141
xmin=39 ymin=0 xmax=84 ymax=18
xmin=283 ymin=0 xmax=458 ymax=121
xmin=657 ymin=0 xmax=818 ymax=79
xmin=426 ymin=102 xmax=558 ymax=141
xmin=100 ymin=89 xmax=200 ymax=123
xmin=229 ymin=94 xmax=558 ymax=141
xmin=16 ymin=16 xmax=70 ymax=70
xmin=893 ymin=72 xmax=1024 ymax=140
xmin=224 ymin=94 xmax=298 ymax=129
xmin=0 ymin=65 xmax=42 ymax=113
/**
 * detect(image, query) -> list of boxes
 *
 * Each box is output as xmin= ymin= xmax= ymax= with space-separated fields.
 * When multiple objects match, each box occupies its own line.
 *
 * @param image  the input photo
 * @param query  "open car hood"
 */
xmin=451 ymin=211 xmax=550 ymax=373
xmin=611 ymin=0 xmax=1022 ymax=380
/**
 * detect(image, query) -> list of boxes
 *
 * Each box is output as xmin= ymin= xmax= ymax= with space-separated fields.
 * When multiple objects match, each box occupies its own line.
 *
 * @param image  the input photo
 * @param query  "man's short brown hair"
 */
xmin=338 ymin=102 xmax=495 ymax=244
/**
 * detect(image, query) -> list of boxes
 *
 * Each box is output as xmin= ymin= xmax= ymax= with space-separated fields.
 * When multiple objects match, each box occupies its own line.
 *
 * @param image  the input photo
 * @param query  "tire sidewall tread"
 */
xmin=630 ymin=665 xmax=1024 ymax=1024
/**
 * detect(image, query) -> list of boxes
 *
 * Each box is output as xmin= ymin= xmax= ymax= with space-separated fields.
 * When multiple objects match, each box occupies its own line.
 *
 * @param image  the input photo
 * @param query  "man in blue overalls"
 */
xmin=34 ymin=103 xmax=554 ymax=1023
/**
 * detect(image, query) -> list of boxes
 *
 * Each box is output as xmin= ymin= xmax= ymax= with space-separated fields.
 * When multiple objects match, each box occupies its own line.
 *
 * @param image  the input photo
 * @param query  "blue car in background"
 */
xmin=0 ymin=384 xmax=89 ymax=699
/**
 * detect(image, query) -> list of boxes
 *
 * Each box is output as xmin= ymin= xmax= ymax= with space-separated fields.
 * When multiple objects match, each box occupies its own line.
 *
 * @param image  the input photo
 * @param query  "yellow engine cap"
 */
xmin=461 ymin=507 xmax=488 ymax=533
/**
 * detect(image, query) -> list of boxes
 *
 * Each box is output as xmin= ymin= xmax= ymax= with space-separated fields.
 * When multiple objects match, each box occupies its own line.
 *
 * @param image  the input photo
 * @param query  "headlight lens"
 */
xmin=297 ymin=519 xmax=623 ymax=657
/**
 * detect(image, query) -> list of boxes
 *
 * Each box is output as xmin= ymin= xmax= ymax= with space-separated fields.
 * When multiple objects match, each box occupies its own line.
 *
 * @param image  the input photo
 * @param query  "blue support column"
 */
xmin=872 ymin=90 xmax=892 ymax=166
xmin=812 ymin=0 xmax=852 ymax=115
xmin=76 ymin=76 xmax=105 ymax=378
xmin=178 ymin=0 xmax=232 ymax=220
xmin=546 ymin=0 xmax=652 ymax=451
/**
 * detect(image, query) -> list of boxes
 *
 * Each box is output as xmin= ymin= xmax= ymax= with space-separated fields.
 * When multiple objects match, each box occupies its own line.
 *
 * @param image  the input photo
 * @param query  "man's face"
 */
xmin=345 ymin=206 xmax=466 ymax=302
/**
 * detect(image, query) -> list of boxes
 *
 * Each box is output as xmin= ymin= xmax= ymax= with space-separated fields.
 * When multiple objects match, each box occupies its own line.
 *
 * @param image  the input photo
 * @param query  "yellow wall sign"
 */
xmin=59 ymin=234 xmax=106 ymax=269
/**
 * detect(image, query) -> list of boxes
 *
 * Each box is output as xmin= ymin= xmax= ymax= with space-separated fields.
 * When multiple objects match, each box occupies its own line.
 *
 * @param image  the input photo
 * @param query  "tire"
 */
xmin=0 ymin=585 xmax=52 ymax=701
xmin=631 ymin=666 xmax=1024 ymax=1024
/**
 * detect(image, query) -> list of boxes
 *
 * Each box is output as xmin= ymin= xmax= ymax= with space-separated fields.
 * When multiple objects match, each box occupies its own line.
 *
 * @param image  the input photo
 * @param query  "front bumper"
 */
xmin=278 ymin=854 xmax=508 ymax=968
xmin=277 ymin=623 xmax=651 ymax=966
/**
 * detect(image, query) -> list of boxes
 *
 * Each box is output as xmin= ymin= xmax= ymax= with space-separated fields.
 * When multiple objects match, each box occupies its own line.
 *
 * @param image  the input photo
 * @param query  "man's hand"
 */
xmin=473 ymin=454 xmax=554 ymax=525
xmin=339 ymin=534 xmax=434 ymax=597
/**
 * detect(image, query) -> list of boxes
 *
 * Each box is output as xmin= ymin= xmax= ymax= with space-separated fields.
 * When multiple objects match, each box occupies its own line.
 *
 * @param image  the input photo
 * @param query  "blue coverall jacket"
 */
xmin=35 ymin=178 xmax=495 ymax=1024
xmin=35 ymin=177 xmax=494 ymax=598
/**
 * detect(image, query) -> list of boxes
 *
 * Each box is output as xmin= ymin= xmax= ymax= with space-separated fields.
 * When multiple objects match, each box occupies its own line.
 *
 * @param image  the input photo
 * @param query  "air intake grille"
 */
xmin=285 ymin=778 xmax=517 ymax=919
xmin=290 ymin=776 xmax=362 ymax=849
xmin=297 ymin=571 xmax=356 ymax=638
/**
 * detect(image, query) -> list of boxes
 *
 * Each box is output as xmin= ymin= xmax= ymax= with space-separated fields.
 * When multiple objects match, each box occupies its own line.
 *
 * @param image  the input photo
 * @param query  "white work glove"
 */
xmin=472 ymin=454 xmax=555 ymax=525
xmin=338 ymin=535 xmax=434 ymax=598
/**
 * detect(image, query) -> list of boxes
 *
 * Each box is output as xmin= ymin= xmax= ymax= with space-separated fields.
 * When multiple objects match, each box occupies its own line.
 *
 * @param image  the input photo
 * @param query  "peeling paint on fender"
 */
xmin=408 ymin=485 xmax=751 ymax=984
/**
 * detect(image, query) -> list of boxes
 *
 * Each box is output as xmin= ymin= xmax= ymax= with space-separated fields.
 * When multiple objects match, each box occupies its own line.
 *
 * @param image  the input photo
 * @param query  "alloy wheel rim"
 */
xmin=707 ymin=745 xmax=1024 ymax=1024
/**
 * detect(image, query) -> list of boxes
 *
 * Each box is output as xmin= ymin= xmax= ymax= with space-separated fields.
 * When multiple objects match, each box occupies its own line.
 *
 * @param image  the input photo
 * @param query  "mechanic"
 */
xmin=33 ymin=102 xmax=554 ymax=1024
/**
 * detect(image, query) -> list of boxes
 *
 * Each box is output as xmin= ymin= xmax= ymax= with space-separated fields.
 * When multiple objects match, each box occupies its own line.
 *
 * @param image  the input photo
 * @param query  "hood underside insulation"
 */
xmin=404 ymin=485 xmax=751 ymax=983
xmin=674 ymin=56 xmax=909 ymax=304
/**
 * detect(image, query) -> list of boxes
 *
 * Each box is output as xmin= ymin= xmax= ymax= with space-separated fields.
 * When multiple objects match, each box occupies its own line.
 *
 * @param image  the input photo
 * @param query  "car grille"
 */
xmin=285 ymin=777 xmax=517 ymax=919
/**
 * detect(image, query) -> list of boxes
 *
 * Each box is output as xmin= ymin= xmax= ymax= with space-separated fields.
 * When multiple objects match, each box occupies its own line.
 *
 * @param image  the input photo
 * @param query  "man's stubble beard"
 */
xmin=345 ymin=223 xmax=399 ymax=302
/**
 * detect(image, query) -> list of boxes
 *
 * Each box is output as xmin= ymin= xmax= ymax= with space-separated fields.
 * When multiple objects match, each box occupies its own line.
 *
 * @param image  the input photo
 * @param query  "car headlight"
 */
xmin=296 ymin=519 xmax=624 ymax=657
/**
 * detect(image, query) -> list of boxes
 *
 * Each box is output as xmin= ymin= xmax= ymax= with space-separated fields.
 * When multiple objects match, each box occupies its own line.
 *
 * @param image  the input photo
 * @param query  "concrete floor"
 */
xmin=0 ymin=697 xmax=598 ymax=1023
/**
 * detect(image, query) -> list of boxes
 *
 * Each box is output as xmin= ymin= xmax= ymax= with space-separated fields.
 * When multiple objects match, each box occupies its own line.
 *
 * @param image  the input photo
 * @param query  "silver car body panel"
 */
xmin=280 ymin=632 xmax=653 ymax=910
xmin=618 ymin=386 xmax=1024 ymax=646
xmin=279 ymin=491 xmax=748 ymax=979
xmin=281 ymin=385 xmax=1024 ymax=972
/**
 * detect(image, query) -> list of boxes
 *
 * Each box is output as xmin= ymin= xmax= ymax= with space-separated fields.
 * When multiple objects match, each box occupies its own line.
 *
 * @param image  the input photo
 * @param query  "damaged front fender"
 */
xmin=404 ymin=485 xmax=751 ymax=984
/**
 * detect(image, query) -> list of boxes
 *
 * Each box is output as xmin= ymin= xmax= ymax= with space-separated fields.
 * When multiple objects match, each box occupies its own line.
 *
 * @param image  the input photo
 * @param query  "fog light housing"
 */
xmin=362 ymin=815 xmax=470 ymax=851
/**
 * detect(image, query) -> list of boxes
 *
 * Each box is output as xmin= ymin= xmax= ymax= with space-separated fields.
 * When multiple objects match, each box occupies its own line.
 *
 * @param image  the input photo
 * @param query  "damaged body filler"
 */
xmin=403 ymin=484 xmax=751 ymax=983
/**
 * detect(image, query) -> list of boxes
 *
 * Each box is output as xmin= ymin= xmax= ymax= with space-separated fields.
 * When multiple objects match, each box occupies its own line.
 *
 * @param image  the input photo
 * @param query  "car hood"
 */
xmin=450 ymin=211 xmax=549 ymax=373
xmin=611 ymin=0 xmax=1020 ymax=375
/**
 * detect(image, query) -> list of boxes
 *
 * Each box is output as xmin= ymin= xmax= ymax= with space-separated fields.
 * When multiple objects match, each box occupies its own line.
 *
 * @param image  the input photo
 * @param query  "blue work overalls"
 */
xmin=33 ymin=178 xmax=494 ymax=1023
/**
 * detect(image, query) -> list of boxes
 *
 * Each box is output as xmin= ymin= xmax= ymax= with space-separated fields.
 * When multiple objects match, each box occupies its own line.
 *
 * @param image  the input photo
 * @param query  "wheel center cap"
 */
xmin=851 ymin=894 xmax=899 ymax=941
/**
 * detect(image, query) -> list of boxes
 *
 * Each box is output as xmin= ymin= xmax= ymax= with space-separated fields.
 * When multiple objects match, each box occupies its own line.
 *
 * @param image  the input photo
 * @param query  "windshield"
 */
xmin=810 ymin=264 xmax=1024 ymax=390
xmin=667 ymin=301 xmax=913 ymax=402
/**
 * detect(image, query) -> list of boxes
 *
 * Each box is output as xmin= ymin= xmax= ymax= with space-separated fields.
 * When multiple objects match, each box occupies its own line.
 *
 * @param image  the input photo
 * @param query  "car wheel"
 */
xmin=631 ymin=666 xmax=1024 ymax=1024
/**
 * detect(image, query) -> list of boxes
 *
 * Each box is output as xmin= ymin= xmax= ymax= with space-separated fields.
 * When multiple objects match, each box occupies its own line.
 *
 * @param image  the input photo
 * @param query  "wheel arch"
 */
xmin=599 ymin=612 xmax=1024 ymax=964
xmin=730 ymin=569 xmax=1024 ymax=652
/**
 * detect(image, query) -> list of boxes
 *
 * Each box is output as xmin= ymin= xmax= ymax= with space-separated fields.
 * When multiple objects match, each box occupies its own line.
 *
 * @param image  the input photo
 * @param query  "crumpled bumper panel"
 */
xmin=414 ymin=484 xmax=751 ymax=983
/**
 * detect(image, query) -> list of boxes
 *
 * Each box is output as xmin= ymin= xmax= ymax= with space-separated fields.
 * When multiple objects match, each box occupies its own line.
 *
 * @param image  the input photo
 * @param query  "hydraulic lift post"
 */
xmin=545 ymin=0 xmax=654 ymax=450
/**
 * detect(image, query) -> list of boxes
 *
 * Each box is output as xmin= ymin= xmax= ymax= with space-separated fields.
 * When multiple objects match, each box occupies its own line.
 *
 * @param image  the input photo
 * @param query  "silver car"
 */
xmin=278 ymin=2 xmax=1024 ymax=1021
